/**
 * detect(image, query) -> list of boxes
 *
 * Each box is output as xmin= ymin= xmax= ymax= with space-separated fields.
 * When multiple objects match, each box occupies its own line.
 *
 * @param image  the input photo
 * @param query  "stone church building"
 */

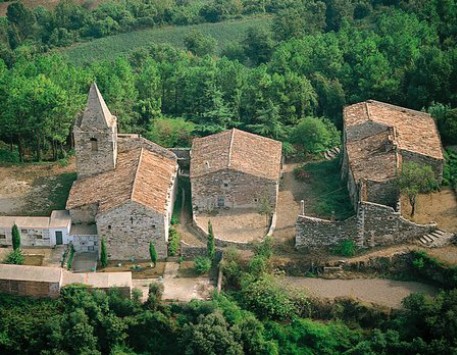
xmin=190 ymin=129 xmax=282 ymax=213
xmin=66 ymin=83 xmax=178 ymax=260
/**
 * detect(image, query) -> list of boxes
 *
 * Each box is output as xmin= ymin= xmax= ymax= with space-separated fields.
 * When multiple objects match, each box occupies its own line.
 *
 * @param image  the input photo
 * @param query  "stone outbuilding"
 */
xmin=66 ymin=83 xmax=178 ymax=260
xmin=341 ymin=100 xmax=444 ymax=209
xmin=0 ymin=210 xmax=71 ymax=248
xmin=190 ymin=129 xmax=282 ymax=213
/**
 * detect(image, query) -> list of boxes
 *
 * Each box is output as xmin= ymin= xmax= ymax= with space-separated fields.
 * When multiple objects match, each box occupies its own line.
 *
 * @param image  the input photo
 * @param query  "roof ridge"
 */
xmin=130 ymin=148 xmax=144 ymax=202
xmin=227 ymin=128 xmax=235 ymax=168
xmin=367 ymin=99 xmax=431 ymax=117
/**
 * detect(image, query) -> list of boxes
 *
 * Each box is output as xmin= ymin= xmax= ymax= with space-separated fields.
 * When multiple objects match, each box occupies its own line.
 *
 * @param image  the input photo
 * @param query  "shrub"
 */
xmin=3 ymin=250 xmax=24 ymax=265
xmin=66 ymin=244 xmax=75 ymax=270
xmin=194 ymin=256 xmax=211 ymax=274
xmin=149 ymin=242 xmax=157 ymax=267
xmin=0 ymin=148 xmax=19 ymax=163
xmin=333 ymin=239 xmax=357 ymax=257
xmin=241 ymin=277 xmax=296 ymax=320
xmin=207 ymin=220 xmax=216 ymax=261
xmin=168 ymin=227 xmax=180 ymax=256
xmin=100 ymin=238 xmax=108 ymax=268
xmin=12 ymin=224 xmax=21 ymax=251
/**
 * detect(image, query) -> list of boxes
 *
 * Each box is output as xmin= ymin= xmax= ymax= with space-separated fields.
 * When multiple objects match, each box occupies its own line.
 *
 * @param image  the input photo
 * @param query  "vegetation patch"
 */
xmin=63 ymin=16 xmax=272 ymax=66
xmin=295 ymin=158 xmax=354 ymax=220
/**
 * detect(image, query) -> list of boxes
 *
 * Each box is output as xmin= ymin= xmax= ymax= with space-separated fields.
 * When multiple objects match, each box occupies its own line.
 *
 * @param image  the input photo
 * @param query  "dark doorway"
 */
xmin=55 ymin=231 xmax=63 ymax=245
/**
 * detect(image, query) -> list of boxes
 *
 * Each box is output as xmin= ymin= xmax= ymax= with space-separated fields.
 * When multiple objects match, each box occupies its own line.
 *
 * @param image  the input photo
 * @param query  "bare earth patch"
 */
xmin=0 ymin=158 xmax=76 ymax=216
xmin=100 ymin=261 xmax=166 ymax=279
xmin=195 ymin=208 xmax=268 ymax=243
xmin=278 ymin=276 xmax=438 ymax=309
xmin=401 ymin=188 xmax=457 ymax=233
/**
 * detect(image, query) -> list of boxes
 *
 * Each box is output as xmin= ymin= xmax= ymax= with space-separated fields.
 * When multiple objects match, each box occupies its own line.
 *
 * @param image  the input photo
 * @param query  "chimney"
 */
xmin=300 ymin=200 xmax=305 ymax=215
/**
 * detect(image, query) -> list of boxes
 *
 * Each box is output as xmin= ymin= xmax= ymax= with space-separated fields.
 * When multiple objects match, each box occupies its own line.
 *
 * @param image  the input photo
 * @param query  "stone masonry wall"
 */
xmin=360 ymin=201 xmax=436 ymax=246
xmin=192 ymin=170 xmax=278 ymax=213
xmin=0 ymin=280 xmax=60 ymax=298
xmin=19 ymin=228 xmax=52 ymax=247
xmin=69 ymin=204 xmax=98 ymax=224
xmin=74 ymin=124 xmax=117 ymax=179
xmin=295 ymin=201 xmax=436 ymax=249
xmin=366 ymin=180 xmax=399 ymax=208
xmin=295 ymin=215 xmax=357 ymax=248
xmin=400 ymin=150 xmax=444 ymax=182
xmin=97 ymin=201 xmax=168 ymax=260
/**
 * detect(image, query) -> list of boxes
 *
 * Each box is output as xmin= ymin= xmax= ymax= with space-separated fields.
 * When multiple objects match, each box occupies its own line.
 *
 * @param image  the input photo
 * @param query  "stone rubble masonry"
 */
xmin=192 ymin=170 xmax=278 ymax=213
xmin=96 ymin=201 xmax=169 ymax=260
xmin=296 ymin=201 xmax=436 ymax=249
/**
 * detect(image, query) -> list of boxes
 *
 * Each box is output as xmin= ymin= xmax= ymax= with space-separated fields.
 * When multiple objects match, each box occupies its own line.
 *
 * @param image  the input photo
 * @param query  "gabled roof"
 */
xmin=75 ymin=83 xmax=115 ymax=129
xmin=344 ymin=100 xmax=443 ymax=160
xmin=66 ymin=145 xmax=177 ymax=214
xmin=346 ymin=130 xmax=399 ymax=182
xmin=190 ymin=129 xmax=282 ymax=180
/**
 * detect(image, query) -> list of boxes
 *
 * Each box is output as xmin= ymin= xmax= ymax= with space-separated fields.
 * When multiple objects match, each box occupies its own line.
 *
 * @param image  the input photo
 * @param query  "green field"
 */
xmin=62 ymin=16 xmax=272 ymax=66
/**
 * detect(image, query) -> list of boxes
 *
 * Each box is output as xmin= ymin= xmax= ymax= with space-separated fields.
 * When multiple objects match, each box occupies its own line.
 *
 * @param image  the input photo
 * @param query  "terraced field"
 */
xmin=62 ymin=16 xmax=272 ymax=66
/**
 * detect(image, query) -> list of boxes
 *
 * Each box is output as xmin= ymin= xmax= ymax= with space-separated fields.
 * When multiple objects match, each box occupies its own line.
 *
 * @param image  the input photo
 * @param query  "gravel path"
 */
xmin=279 ymin=276 xmax=438 ymax=309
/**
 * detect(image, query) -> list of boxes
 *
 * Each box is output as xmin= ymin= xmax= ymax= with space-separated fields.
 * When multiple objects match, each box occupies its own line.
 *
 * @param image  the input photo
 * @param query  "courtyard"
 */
xmin=195 ymin=207 xmax=269 ymax=244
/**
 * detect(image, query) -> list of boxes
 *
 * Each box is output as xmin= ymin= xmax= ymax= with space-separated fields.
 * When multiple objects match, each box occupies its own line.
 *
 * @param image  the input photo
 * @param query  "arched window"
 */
xmin=90 ymin=138 xmax=98 ymax=151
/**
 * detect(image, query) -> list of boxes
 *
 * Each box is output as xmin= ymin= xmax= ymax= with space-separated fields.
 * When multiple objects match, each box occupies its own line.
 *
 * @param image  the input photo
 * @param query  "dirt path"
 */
xmin=175 ymin=187 xmax=204 ymax=247
xmin=274 ymin=163 xmax=304 ymax=243
xmin=279 ymin=276 xmax=438 ymax=309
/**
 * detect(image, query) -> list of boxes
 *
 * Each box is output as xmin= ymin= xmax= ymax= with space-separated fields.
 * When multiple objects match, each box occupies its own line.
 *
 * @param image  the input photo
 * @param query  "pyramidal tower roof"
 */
xmin=77 ymin=83 xmax=115 ymax=129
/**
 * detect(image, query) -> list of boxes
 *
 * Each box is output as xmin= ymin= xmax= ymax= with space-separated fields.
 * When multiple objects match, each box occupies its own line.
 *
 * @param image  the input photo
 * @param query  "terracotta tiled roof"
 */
xmin=66 ymin=146 xmax=177 ymax=214
xmin=346 ymin=130 xmax=399 ymax=182
xmin=344 ymin=100 xmax=444 ymax=160
xmin=190 ymin=129 xmax=282 ymax=180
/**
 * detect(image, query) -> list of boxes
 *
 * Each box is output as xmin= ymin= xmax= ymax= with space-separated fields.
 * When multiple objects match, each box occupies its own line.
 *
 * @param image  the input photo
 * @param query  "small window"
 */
xmin=90 ymin=138 xmax=98 ymax=151
xmin=152 ymin=224 xmax=156 ymax=229
xmin=0 ymin=234 xmax=5 ymax=239
xmin=254 ymin=198 xmax=258 ymax=203
xmin=217 ymin=196 xmax=225 ymax=207
xmin=21 ymin=229 xmax=27 ymax=234
xmin=224 ymin=183 xmax=229 ymax=187
xmin=130 ymin=217 xmax=134 ymax=224
xmin=35 ymin=234 xmax=43 ymax=239
xmin=108 ymin=225 xmax=112 ymax=230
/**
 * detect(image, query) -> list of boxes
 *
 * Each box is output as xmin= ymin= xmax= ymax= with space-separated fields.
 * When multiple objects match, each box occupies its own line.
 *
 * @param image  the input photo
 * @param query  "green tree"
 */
xmin=207 ymin=220 xmax=216 ymax=261
xmin=398 ymin=162 xmax=437 ymax=217
xmin=11 ymin=223 xmax=20 ymax=250
xmin=290 ymin=117 xmax=340 ymax=155
xmin=184 ymin=30 xmax=217 ymax=57
xmin=149 ymin=241 xmax=157 ymax=267
xmin=100 ymin=238 xmax=108 ymax=268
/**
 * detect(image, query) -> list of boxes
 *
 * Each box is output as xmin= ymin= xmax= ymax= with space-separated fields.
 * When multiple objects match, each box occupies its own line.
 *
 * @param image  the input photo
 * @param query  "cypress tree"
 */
xmin=149 ymin=241 xmax=157 ymax=267
xmin=207 ymin=220 xmax=215 ymax=261
xmin=12 ymin=224 xmax=21 ymax=251
xmin=100 ymin=238 xmax=108 ymax=268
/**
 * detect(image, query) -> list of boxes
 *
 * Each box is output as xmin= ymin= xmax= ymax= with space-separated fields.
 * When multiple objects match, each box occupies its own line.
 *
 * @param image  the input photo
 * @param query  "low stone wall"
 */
xmin=295 ymin=215 xmax=357 ymax=249
xmin=180 ymin=241 xmax=207 ymax=259
xmin=296 ymin=201 xmax=436 ymax=249
xmin=361 ymin=201 xmax=436 ymax=246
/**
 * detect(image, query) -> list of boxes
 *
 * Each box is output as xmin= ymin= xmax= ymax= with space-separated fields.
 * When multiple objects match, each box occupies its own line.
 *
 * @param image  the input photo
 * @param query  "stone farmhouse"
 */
xmin=65 ymin=83 xmax=178 ymax=260
xmin=190 ymin=128 xmax=282 ymax=213
xmin=296 ymin=100 xmax=445 ymax=249
xmin=341 ymin=100 xmax=444 ymax=209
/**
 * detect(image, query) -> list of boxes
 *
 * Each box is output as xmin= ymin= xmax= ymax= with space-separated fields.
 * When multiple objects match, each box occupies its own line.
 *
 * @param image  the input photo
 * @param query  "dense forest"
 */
xmin=0 ymin=0 xmax=457 ymax=162
xmin=1 ymin=244 xmax=457 ymax=354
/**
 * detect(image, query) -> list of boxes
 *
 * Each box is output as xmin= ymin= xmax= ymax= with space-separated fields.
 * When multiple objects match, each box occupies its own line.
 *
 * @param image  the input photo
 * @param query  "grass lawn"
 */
xmin=61 ymin=16 xmax=272 ymax=66
xmin=296 ymin=158 xmax=354 ymax=220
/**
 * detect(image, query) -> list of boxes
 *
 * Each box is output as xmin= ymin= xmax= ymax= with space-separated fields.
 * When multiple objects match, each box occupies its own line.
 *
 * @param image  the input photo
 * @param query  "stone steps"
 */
xmin=417 ymin=229 xmax=454 ymax=248
xmin=323 ymin=146 xmax=341 ymax=161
